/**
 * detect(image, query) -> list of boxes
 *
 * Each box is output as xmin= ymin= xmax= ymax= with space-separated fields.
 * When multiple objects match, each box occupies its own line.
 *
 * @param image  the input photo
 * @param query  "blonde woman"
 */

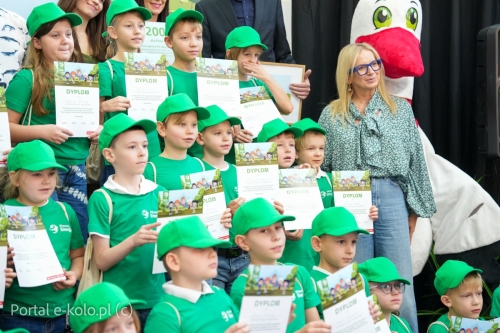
xmin=318 ymin=43 xmax=436 ymax=333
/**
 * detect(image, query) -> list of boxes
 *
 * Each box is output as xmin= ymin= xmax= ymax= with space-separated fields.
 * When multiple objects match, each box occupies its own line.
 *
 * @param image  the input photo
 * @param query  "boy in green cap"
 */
xmin=196 ymin=104 xmax=252 ymax=292
xmin=428 ymin=260 xmax=483 ymax=333
xmin=70 ymin=282 xmax=145 ymax=333
xmin=359 ymin=257 xmax=413 ymax=333
xmin=230 ymin=198 xmax=331 ymax=333
xmin=88 ymin=113 xmax=166 ymax=329
xmin=144 ymin=216 xmax=249 ymax=333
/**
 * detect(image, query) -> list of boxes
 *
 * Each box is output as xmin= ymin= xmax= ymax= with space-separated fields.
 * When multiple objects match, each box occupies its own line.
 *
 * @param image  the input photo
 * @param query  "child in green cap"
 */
xmin=144 ymin=216 xmax=249 ymax=333
xmin=2 ymin=140 xmax=84 ymax=332
xmin=88 ymin=113 xmax=166 ymax=329
xmin=230 ymin=198 xmax=331 ymax=333
xmin=98 ymin=0 xmax=161 ymax=184
xmin=428 ymin=260 xmax=483 ymax=333
xmin=70 ymin=282 xmax=144 ymax=333
xmin=359 ymin=257 xmax=413 ymax=332
xmin=6 ymin=2 xmax=90 ymax=240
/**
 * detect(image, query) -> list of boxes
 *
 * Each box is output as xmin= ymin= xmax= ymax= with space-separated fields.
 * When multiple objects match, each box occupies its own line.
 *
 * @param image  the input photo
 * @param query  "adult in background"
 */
xmin=195 ymin=0 xmax=310 ymax=100
xmin=58 ymin=0 xmax=110 ymax=63
xmin=136 ymin=0 xmax=169 ymax=22
xmin=318 ymin=43 xmax=436 ymax=332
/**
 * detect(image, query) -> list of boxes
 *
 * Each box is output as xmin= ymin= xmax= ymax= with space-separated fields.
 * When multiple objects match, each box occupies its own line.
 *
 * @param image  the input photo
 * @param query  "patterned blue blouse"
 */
xmin=318 ymin=90 xmax=436 ymax=218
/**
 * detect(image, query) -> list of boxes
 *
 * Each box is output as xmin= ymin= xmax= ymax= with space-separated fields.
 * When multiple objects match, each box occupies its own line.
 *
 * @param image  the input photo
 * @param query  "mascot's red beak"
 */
xmin=355 ymin=27 xmax=424 ymax=79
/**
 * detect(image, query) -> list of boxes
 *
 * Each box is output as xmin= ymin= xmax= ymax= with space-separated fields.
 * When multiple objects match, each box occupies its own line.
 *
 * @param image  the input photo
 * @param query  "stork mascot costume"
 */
xmin=351 ymin=0 xmax=500 ymax=302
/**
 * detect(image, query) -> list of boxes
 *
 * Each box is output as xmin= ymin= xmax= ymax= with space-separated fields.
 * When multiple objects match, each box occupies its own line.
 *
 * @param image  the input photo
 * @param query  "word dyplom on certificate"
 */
xmin=141 ymin=22 xmax=175 ymax=63
xmin=332 ymin=170 xmax=373 ymax=233
xmin=278 ymin=169 xmax=323 ymax=230
xmin=0 ymin=205 xmax=8 ymax=307
xmin=181 ymin=170 xmax=228 ymax=241
xmin=125 ymin=52 xmax=169 ymax=122
xmin=0 ymin=94 xmax=10 ymax=168
xmin=152 ymin=189 xmax=204 ymax=274
xmin=4 ymin=205 xmax=65 ymax=287
xmin=239 ymin=264 xmax=298 ymax=333
xmin=238 ymin=86 xmax=283 ymax=138
xmin=316 ymin=263 xmax=375 ymax=333
xmin=54 ymin=61 xmax=99 ymax=137
xmin=368 ymin=296 xmax=391 ymax=333
xmin=196 ymin=57 xmax=240 ymax=116
xmin=235 ymin=142 xmax=279 ymax=203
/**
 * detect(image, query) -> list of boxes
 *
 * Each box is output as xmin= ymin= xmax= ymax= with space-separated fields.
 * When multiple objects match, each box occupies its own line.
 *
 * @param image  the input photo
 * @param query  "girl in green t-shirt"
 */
xmin=6 ymin=3 xmax=90 ymax=241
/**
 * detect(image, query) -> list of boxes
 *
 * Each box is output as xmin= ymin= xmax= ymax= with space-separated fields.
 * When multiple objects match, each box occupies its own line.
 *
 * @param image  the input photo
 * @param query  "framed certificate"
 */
xmin=259 ymin=62 xmax=305 ymax=124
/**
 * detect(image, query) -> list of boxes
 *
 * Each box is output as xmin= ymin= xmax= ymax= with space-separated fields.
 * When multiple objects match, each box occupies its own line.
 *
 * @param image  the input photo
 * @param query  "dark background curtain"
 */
xmin=291 ymin=0 xmax=500 ymax=328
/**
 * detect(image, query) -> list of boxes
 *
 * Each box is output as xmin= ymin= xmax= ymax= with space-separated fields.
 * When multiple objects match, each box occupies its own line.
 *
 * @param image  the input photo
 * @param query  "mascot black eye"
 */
xmin=373 ymin=6 xmax=392 ymax=29
xmin=406 ymin=7 xmax=418 ymax=31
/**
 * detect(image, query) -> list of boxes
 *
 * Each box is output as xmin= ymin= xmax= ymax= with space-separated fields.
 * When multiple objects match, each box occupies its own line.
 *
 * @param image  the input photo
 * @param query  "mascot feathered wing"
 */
xmin=351 ymin=0 xmax=500 ymax=275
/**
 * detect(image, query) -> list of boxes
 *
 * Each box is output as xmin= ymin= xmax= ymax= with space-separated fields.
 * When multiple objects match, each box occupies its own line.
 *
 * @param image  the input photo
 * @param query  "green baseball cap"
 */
xmin=157 ymin=216 xmax=231 ymax=260
xmin=358 ymin=257 xmax=411 ymax=285
xmin=311 ymin=207 xmax=369 ymax=238
xmin=232 ymin=198 xmax=295 ymax=236
xmin=27 ymin=2 xmax=82 ymax=38
xmin=70 ymin=282 xmax=146 ymax=333
xmin=434 ymin=260 xmax=482 ymax=296
xmin=103 ymin=0 xmax=152 ymax=37
xmin=8 ymin=140 xmax=67 ymax=173
xmin=156 ymin=93 xmax=210 ymax=122
xmin=0 ymin=329 xmax=30 ymax=333
xmin=166 ymin=8 xmax=204 ymax=36
xmin=198 ymin=105 xmax=241 ymax=132
xmin=225 ymin=26 xmax=268 ymax=50
xmin=256 ymin=118 xmax=303 ymax=143
xmin=292 ymin=118 xmax=326 ymax=135
xmin=98 ymin=113 xmax=157 ymax=152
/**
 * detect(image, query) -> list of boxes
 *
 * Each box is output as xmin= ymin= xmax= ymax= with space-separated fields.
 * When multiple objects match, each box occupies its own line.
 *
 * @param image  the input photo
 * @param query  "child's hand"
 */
xmin=7 ymin=246 xmax=15 ymax=268
xmin=87 ymin=125 xmax=103 ymax=143
xmin=53 ymin=269 xmax=77 ymax=290
xmin=224 ymin=323 xmax=250 ymax=333
xmin=289 ymin=69 xmax=312 ymax=100
xmin=43 ymin=125 xmax=73 ymax=144
xmin=273 ymin=200 xmax=284 ymax=215
xmin=101 ymin=96 xmax=131 ymax=113
xmin=285 ymin=229 xmax=304 ymax=241
xmin=235 ymin=129 xmax=253 ymax=143
xmin=369 ymin=205 xmax=379 ymax=220
xmin=2 ymin=148 xmax=13 ymax=165
xmin=5 ymin=268 xmax=16 ymax=288
xmin=294 ymin=320 xmax=331 ymax=333
xmin=296 ymin=163 xmax=311 ymax=169
xmin=220 ymin=208 xmax=232 ymax=229
xmin=288 ymin=303 xmax=297 ymax=324
xmin=228 ymin=197 xmax=245 ymax=216
xmin=243 ymin=61 xmax=271 ymax=82
xmin=368 ymin=299 xmax=383 ymax=324
xmin=408 ymin=213 xmax=417 ymax=244
xmin=132 ymin=222 xmax=161 ymax=247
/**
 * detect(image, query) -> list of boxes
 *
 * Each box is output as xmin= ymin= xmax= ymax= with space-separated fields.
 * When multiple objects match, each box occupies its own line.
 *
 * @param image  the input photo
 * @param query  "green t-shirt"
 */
xmin=145 ymin=285 xmax=239 ymax=333
xmin=427 ymin=314 xmax=450 ymax=333
xmin=6 ymin=69 xmax=90 ymax=165
xmin=98 ymin=59 xmax=161 ymax=162
xmin=491 ymin=285 xmax=500 ymax=317
xmin=144 ymin=155 xmax=205 ymax=190
xmin=318 ymin=171 xmax=335 ymax=208
xmin=4 ymin=199 xmax=84 ymax=318
xmin=230 ymin=264 xmax=320 ymax=333
xmin=279 ymin=230 xmax=319 ymax=272
xmin=390 ymin=314 xmax=413 ymax=333
xmin=82 ymin=53 xmax=97 ymax=64
xmin=87 ymin=185 xmax=166 ymax=309
xmin=167 ymin=65 xmax=198 ymax=105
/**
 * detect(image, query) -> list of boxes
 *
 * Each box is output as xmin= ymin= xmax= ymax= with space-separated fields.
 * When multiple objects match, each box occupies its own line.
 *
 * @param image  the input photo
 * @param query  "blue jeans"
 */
xmin=213 ymin=252 xmax=251 ymax=294
xmin=100 ymin=164 xmax=115 ymax=187
xmin=51 ymin=164 xmax=88 ymax=241
xmin=0 ymin=311 xmax=66 ymax=333
xmin=353 ymin=177 xmax=418 ymax=333
xmin=136 ymin=308 xmax=151 ymax=333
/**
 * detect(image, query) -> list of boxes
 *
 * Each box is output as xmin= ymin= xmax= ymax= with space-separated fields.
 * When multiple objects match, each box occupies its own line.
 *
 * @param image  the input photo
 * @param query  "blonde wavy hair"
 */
xmin=329 ymin=43 xmax=396 ymax=123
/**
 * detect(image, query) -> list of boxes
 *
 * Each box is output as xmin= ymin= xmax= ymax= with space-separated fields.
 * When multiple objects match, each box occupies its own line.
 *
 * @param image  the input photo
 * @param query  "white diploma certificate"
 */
xmin=316 ymin=263 xmax=375 ymax=333
xmin=196 ymin=57 xmax=240 ymax=116
xmin=54 ymin=62 xmax=99 ymax=137
xmin=368 ymin=296 xmax=391 ymax=333
xmin=235 ymin=142 xmax=279 ymax=204
xmin=141 ymin=22 xmax=176 ymax=64
xmin=4 ymin=205 xmax=65 ymax=287
xmin=238 ymin=86 xmax=283 ymax=138
xmin=125 ymin=52 xmax=169 ymax=122
xmin=239 ymin=265 xmax=298 ymax=332
xmin=278 ymin=169 xmax=324 ymax=230
xmin=181 ymin=170 xmax=229 ymax=240
xmin=332 ymin=170 xmax=374 ymax=233
xmin=152 ymin=189 xmax=204 ymax=274
xmin=0 ymin=205 xmax=8 ymax=307
xmin=0 ymin=106 xmax=10 ymax=168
